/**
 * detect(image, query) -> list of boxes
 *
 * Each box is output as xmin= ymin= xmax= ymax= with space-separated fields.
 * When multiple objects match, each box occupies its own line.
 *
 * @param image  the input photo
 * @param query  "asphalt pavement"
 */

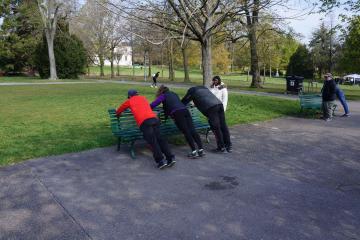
xmin=0 ymin=102 xmax=359 ymax=240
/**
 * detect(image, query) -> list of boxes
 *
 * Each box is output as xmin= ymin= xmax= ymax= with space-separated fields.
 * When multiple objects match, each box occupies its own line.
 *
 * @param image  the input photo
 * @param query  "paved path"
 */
xmin=0 ymin=103 xmax=359 ymax=240
xmin=0 ymin=79 xmax=298 ymax=100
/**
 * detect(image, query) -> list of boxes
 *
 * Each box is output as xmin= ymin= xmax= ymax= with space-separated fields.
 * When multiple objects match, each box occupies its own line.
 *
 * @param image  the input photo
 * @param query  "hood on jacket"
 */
xmin=211 ymin=82 xmax=226 ymax=90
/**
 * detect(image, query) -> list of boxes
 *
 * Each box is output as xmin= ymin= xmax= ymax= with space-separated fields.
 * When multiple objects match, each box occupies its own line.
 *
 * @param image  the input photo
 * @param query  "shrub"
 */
xmin=35 ymin=31 xmax=87 ymax=79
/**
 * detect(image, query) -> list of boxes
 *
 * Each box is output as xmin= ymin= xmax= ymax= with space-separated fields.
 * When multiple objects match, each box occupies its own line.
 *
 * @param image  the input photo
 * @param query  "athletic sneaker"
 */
xmin=187 ymin=150 xmax=199 ymax=158
xmin=167 ymin=158 xmax=176 ymax=167
xmin=324 ymin=118 xmax=332 ymax=122
xmin=197 ymin=149 xmax=205 ymax=157
xmin=157 ymin=161 xmax=167 ymax=169
xmin=212 ymin=147 xmax=226 ymax=153
xmin=341 ymin=114 xmax=350 ymax=117
xmin=226 ymin=146 xmax=232 ymax=153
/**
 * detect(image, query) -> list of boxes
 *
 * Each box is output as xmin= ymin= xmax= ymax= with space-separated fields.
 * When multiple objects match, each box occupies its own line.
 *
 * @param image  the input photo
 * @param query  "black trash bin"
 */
xmin=286 ymin=75 xmax=304 ymax=94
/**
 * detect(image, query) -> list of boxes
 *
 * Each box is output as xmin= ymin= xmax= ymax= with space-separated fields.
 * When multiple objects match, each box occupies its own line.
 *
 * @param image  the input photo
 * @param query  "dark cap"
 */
xmin=127 ymin=89 xmax=138 ymax=98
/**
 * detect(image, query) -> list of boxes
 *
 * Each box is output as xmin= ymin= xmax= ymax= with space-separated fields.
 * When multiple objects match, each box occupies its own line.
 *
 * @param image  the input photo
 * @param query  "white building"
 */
xmin=94 ymin=45 xmax=132 ymax=67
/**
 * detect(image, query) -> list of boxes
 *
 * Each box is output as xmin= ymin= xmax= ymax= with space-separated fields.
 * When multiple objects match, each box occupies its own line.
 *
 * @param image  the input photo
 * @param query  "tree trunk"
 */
xmin=249 ymin=25 xmax=261 ymax=88
xmin=168 ymin=40 xmax=174 ymax=81
xmin=182 ymin=47 xmax=190 ymax=83
xmin=110 ymin=49 xmax=114 ymax=78
xmin=201 ymin=37 xmax=212 ymax=86
xmin=161 ymin=44 xmax=164 ymax=78
xmin=46 ymin=32 xmax=57 ymax=80
xmin=263 ymin=65 xmax=266 ymax=84
xmin=148 ymin=52 xmax=152 ymax=78
xmin=117 ymin=62 xmax=120 ymax=76
xmin=230 ymin=41 xmax=235 ymax=72
xmin=99 ymin=54 xmax=105 ymax=77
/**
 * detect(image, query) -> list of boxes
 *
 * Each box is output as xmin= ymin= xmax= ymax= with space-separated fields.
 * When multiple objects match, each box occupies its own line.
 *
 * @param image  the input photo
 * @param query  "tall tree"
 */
xmin=309 ymin=23 xmax=335 ymax=77
xmin=339 ymin=16 xmax=360 ymax=73
xmin=73 ymin=0 xmax=124 ymax=77
xmin=37 ymin=0 xmax=62 ymax=80
xmin=109 ymin=0 xmax=244 ymax=86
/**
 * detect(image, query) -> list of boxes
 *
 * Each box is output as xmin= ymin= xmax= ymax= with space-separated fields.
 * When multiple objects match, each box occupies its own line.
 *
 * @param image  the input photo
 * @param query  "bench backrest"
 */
xmin=108 ymin=106 xmax=207 ymax=138
xmin=299 ymin=94 xmax=322 ymax=109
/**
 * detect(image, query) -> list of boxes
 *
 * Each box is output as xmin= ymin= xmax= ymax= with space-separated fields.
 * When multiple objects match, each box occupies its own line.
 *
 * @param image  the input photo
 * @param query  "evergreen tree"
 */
xmin=35 ymin=20 xmax=87 ymax=79
xmin=286 ymin=45 xmax=314 ymax=79
xmin=309 ymin=23 xmax=332 ymax=77
xmin=0 ymin=1 xmax=41 ymax=73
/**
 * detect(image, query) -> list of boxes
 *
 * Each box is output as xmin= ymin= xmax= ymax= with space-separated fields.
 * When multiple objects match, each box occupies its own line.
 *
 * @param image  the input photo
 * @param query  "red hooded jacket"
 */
xmin=116 ymin=95 xmax=156 ymax=126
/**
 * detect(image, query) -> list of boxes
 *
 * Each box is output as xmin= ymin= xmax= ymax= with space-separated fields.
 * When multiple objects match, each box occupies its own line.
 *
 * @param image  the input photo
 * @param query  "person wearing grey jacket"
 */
xmin=182 ymin=86 xmax=232 ymax=153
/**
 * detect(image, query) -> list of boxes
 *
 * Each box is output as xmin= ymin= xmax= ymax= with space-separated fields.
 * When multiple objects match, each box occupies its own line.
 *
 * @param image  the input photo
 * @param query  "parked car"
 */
xmin=343 ymin=74 xmax=360 ymax=85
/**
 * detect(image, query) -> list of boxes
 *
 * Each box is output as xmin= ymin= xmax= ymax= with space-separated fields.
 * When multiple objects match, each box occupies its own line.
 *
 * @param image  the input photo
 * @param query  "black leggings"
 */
xmin=140 ymin=118 xmax=173 ymax=163
xmin=172 ymin=109 xmax=203 ymax=151
xmin=205 ymin=104 xmax=231 ymax=149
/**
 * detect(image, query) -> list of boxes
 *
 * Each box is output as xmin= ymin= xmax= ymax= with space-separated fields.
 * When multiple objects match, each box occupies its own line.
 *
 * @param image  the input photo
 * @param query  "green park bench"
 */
xmin=108 ymin=106 xmax=210 ymax=159
xmin=299 ymin=93 xmax=337 ymax=114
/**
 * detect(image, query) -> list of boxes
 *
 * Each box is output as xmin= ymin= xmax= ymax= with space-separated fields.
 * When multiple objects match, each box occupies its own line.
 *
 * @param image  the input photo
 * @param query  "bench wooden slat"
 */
xmin=108 ymin=105 xmax=210 ymax=158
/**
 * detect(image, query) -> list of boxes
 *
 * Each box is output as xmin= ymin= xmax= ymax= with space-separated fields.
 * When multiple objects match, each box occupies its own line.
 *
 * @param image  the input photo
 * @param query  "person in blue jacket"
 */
xmin=150 ymin=85 xmax=204 ymax=158
xmin=335 ymin=84 xmax=350 ymax=117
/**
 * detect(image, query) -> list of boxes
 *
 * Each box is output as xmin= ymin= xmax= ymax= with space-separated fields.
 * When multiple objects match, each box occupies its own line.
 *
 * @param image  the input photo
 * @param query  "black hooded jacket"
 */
xmin=322 ymin=79 xmax=336 ymax=101
xmin=181 ymin=86 xmax=222 ymax=114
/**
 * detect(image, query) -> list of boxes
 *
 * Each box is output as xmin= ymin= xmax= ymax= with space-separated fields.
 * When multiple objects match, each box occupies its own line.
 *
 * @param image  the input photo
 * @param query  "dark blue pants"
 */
xmin=337 ymin=92 xmax=350 ymax=114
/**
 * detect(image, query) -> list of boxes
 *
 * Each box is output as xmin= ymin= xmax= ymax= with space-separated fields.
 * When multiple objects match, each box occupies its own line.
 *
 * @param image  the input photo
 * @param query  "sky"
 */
xmin=280 ymin=1 xmax=346 ymax=44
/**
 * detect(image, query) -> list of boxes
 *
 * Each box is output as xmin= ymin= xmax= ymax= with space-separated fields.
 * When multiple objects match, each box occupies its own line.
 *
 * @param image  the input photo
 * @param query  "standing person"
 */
xmin=116 ymin=89 xmax=175 ymax=169
xmin=335 ymin=84 xmax=350 ymax=117
xmin=210 ymin=76 xmax=228 ymax=111
xmin=150 ymin=85 xmax=205 ymax=158
xmin=182 ymin=86 xmax=232 ymax=153
xmin=151 ymin=72 xmax=160 ymax=88
xmin=321 ymin=73 xmax=337 ymax=121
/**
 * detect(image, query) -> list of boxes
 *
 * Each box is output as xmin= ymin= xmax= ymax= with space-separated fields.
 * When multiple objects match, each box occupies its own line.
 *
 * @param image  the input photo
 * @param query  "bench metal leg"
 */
xmin=130 ymin=141 xmax=136 ymax=159
xmin=117 ymin=138 xmax=121 ymax=151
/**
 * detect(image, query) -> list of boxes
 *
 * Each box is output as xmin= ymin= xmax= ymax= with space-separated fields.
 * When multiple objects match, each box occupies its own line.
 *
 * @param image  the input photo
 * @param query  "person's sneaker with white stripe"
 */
xmin=157 ymin=161 xmax=167 ymax=169
xmin=187 ymin=150 xmax=199 ymax=158
xmin=197 ymin=149 xmax=205 ymax=157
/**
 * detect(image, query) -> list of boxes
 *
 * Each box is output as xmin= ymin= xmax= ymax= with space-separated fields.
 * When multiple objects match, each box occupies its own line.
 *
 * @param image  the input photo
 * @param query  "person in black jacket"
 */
xmin=151 ymin=85 xmax=204 ymax=158
xmin=182 ymin=86 xmax=232 ymax=153
xmin=321 ymin=73 xmax=337 ymax=121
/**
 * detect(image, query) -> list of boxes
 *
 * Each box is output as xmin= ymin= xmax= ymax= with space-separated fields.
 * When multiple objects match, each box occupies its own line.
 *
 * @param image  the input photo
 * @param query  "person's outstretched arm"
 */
xmin=116 ymin=100 xmax=130 ymax=117
xmin=150 ymin=94 xmax=165 ymax=109
xmin=222 ymin=88 xmax=228 ymax=111
xmin=181 ymin=89 xmax=193 ymax=105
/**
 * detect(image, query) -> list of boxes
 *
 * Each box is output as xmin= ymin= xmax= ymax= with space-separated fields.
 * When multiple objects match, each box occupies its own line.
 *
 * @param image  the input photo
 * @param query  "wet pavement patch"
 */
xmin=204 ymin=176 xmax=239 ymax=190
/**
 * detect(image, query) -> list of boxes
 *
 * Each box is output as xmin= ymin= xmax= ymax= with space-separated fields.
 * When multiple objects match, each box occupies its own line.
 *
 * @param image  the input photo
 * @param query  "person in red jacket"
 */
xmin=116 ymin=89 xmax=175 ymax=169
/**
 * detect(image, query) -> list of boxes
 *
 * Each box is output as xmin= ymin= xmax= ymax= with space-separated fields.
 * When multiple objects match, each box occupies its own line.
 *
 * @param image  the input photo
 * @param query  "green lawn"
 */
xmin=0 ymin=82 xmax=300 ymax=166
xmin=2 ymin=69 xmax=360 ymax=100
xmin=87 ymin=66 xmax=360 ymax=100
